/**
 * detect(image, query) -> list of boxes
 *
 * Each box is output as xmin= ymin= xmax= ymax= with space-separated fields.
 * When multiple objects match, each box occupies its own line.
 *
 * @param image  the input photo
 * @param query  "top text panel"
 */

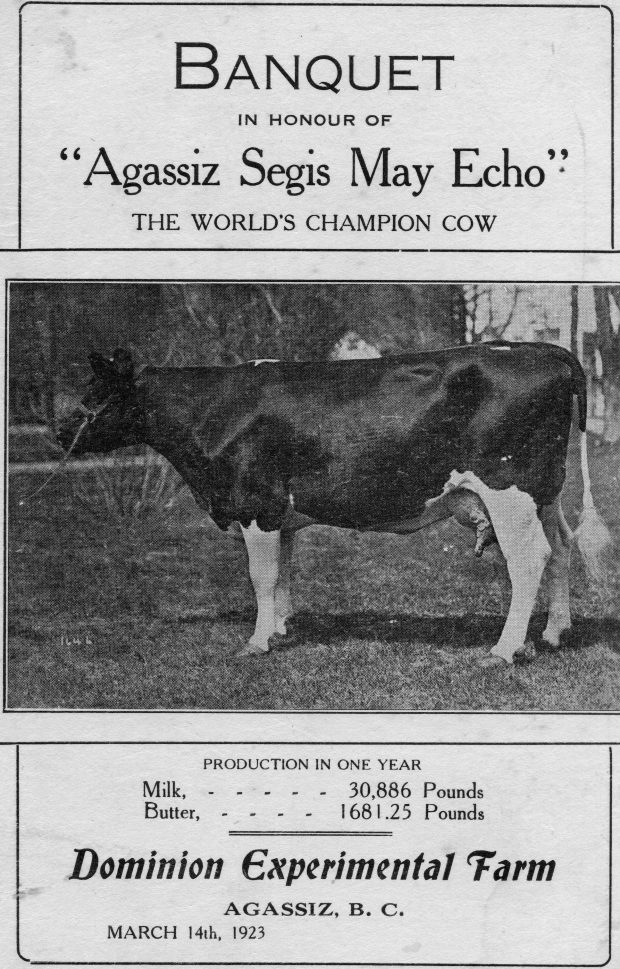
xmin=20 ymin=2 xmax=612 ymax=250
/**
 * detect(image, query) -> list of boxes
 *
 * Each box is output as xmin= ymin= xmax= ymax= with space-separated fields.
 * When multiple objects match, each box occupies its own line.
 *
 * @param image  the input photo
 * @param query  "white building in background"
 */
xmin=331 ymin=331 xmax=381 ymax=360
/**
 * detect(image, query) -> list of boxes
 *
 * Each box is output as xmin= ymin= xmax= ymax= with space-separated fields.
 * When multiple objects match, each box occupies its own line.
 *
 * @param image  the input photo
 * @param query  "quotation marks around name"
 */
xmin=60 ymin=147 xmax=81 ymax=161
xmin=548 ymin=148 xmax=569 ymax=172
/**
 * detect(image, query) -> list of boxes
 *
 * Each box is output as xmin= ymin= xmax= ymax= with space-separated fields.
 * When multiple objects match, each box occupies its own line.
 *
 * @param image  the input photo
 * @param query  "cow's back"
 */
xmin=221 ymin=343 xmax=578 ymax=529
xmin=141 ymin=344 xmax=579 ymax=531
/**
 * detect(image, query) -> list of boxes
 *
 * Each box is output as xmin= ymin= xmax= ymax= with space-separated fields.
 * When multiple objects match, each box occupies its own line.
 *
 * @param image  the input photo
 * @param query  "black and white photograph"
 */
xmin=6 ymin=281 xmax=619 ymax=712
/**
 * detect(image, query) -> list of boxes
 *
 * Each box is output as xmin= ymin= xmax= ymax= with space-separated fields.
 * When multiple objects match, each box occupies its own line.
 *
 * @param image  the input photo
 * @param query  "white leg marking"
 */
xmin=275 ymin=530 xmax=294 ymax=636
xmin=444 ymin=472 xmax=551 ymax=664
xmin=240 ymin=521 xmax=281 ymax=655
xmin=540 ymin=497 xmax=573 ymax=648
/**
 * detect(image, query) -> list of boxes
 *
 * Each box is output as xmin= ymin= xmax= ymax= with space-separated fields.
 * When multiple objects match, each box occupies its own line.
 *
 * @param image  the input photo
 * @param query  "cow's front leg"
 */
xmin=275 ymin=530 xmax=294 ymax=635
xmin=240 ymin=521 xmax=281 ymax=655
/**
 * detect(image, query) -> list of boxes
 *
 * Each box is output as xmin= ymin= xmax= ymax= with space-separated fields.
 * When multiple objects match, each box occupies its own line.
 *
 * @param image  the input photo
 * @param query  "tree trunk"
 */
xmin=34 ymin=297 xmax=57 ymax=434
xmin=594 ymin=287 xmax=620 ymax=443
xmin=570 ymin=285 xmax=579 ymax=358
xmin=450 ymin=286 xmax=468 ymax=344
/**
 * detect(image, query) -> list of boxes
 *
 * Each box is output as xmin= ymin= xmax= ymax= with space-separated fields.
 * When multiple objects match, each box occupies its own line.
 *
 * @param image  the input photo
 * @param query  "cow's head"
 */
xmin=56 ymin=348 xmax=145 ymax=455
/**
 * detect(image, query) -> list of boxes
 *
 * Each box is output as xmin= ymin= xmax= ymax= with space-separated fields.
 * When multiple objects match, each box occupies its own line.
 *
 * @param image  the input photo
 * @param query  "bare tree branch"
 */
xmin=258 ymin=285 xmax=284 ymax=335
xmin=174 ymin=285 xmax=204 ymax=329
xmin=503 ymin=286 xmax=521 ymax=332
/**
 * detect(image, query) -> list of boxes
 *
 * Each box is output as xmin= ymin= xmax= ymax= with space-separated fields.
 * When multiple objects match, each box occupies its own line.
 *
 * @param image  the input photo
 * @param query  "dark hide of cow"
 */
xmin=57 ymin=342 xmax=603 ymax=664
xmin=59 ymin=344 xmax=580 ymax=529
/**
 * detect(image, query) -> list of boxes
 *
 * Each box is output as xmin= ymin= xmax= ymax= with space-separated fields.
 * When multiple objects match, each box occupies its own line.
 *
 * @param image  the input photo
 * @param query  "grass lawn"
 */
xmin=6 ymin=435 xmax=620 ymax=711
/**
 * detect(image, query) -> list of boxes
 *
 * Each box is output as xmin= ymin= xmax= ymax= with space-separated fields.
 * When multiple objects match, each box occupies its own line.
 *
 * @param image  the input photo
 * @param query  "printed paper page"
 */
xmin=0 ymin=2 xmax=618 ymax=968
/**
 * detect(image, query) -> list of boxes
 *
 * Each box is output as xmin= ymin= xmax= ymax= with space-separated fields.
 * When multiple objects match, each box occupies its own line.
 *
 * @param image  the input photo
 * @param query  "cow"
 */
xmin=56 ymin=342 xmax=609 ymax=664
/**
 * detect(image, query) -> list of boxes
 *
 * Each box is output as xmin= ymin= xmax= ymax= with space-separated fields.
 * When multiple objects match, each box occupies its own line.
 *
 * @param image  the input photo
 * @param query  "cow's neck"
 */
xmin=137 ymin=371 xmax=216 ymax=505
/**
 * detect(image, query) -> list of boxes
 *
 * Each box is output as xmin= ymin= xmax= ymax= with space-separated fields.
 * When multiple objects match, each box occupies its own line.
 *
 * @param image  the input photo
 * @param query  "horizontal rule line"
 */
xmin=229 ymin=830 xmax=393 ymax=836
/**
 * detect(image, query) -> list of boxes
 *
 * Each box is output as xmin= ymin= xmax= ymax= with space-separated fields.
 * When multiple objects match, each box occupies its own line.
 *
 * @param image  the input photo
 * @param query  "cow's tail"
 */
xmin=575 ymin=430 xmax=611 ymax=583
xmin=563 ymin=350 xmax=613 ymax=584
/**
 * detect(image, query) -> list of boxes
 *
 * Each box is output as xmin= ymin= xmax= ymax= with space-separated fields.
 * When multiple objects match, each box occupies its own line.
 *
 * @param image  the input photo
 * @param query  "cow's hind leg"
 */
xmin=484 ymin=487 xmax=551 ymax=664
xmin=275 ymin=530 xmax=294 ymax=636
xmin=540 ymin=496 xmax=574 ymax=649
xmin=240 ymin=521 xmax=281 ymax=655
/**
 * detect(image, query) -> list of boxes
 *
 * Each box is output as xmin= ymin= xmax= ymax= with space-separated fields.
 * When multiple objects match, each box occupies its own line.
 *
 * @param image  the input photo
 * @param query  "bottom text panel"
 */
xmin=15 ymin=743 xmax=612 ymax=965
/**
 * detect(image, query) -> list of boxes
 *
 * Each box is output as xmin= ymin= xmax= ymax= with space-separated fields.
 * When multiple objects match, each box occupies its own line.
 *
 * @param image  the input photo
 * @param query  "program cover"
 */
xmin=0 ymin=1 xmax=617 ymax=966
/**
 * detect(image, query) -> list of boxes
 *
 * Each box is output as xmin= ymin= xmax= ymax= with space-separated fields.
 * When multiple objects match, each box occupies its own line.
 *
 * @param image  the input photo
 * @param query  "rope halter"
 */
xmin=19 ymin=395 xmax=114 ymax=503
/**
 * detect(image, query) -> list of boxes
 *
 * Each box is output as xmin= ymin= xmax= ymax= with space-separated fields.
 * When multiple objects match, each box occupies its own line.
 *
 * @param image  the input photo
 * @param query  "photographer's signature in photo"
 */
xmin=59 ymin=632 xmax=95 ymax=649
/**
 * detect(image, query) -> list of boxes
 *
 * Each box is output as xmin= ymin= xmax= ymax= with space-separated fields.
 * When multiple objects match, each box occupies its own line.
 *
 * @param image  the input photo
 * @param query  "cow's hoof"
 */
xmin=236 ymin=640 xmax=270 ymax=657
xmin=478 ymin=654 xmax=509 ymax=669
xmin=539 ymin=636 xmax=562 ymax=653
xmin=488 ymin=643 xmax=515 ymax=665
xmin=539 ymin=626 xmax=571 ymax=652
xmin=274 ymin=617 xmax=290 ymax=636
xmin=513 ymin=640 xmax=536 ymax=664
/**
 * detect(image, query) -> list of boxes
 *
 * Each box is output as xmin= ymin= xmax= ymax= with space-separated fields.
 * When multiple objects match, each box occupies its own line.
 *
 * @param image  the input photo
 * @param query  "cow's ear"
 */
xmin=88 ymin=350 xmax=115 ymax=380
xmin=112 ymin=348 xmax=134 ymax=382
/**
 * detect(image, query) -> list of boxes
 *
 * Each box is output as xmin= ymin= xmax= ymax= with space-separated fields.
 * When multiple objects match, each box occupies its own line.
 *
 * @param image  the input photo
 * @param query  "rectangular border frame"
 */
xmin=4 ymin=277 xmax=620 ymax=715
xmin=15 ymin=0 xmax=616 ymax=254
xmin=12 ymin=741 xmax=613 ymax=966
